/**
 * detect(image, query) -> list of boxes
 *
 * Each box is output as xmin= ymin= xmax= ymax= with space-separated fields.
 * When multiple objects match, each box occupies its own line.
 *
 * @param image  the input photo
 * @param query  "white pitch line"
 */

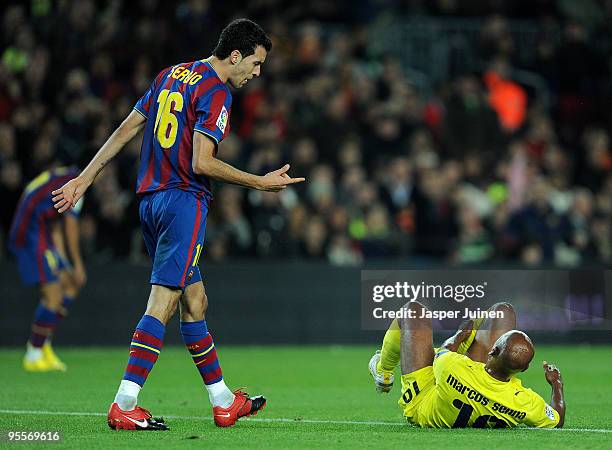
xmin=0 ymin=409 xmax=610 ymax=433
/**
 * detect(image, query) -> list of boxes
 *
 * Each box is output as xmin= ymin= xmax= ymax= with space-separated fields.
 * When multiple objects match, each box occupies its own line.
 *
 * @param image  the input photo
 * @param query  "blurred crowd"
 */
xmin=0 ymin=0 xmax=611 ymax=266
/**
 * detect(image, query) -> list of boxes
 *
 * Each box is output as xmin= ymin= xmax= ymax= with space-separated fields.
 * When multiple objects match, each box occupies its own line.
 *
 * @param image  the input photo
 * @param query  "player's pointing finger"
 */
xmin=283 ymin=177 xmax=306 ymax=184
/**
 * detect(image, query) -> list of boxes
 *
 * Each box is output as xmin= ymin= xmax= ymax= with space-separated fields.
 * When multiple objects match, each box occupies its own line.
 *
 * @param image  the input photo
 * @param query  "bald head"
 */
xmin=486 ymin=330 xmax=535 ymax=378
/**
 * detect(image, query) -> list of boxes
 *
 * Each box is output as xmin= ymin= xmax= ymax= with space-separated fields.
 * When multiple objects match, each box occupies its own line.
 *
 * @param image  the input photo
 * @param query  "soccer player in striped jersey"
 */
xmin=52 ymin=19 xmax=304 ymax=431
xmin=8 ymin=164 xmax=86 ymax=372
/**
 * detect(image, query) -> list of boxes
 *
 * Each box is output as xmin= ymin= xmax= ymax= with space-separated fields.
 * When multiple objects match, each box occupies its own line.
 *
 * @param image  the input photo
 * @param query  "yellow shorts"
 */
xmin=398 ymin=336 xmax=482 ymax=426
xmin=398 ymin=365 xmax=436 ymax=423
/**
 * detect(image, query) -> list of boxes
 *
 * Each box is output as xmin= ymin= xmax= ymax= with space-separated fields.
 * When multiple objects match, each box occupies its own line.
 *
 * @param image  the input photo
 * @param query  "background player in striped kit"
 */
xmin=8 ymin=163 xmax=86 ymax=372
xmin=52 ymin=19 xmax=305 ymax=430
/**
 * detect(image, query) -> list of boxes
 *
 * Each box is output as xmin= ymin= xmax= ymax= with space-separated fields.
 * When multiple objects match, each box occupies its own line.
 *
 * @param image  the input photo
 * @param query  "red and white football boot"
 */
xmin=107 ymin=403 xmax=168 ymax=431
xmin=213 ymin=389 xmax=266 ymax=427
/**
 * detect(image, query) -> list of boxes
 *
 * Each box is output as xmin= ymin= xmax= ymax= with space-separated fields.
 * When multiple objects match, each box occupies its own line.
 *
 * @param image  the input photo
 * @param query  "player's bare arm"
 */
xmin=52 ymin=110 xmax=146 ymax=213
xmin=64 ymin=214 xmax=86 ymax=287
xmin=543 ymin=361 xmax=565 ymax=428
xmin=50 ymin=221 xmax=66 ymax=260
xmin=440 ymin=319 xmax=474 ymax=352
xmin=192 ymin=131 xmax=305 ymax=192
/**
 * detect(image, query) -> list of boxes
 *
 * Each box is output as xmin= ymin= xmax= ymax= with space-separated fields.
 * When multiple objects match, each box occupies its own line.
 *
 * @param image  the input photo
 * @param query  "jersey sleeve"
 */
xmin=134 ymin=68 xmax=169 ymax=118
xmin=134 ymin=83 xmax=156 ymax=119
xmin=522 ymin=390 xmax=560 ymax=428
xmin=194 ymin=87 xmax=231 ymax=144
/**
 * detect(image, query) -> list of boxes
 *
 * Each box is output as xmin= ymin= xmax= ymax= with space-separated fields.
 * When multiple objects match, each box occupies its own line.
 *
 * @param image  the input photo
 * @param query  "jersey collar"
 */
xmin=202 ymin=60 xmax=223 ymax=83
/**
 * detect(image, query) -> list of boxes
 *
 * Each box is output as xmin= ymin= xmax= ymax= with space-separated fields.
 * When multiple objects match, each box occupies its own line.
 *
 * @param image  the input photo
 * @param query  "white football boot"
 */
xmin=368 ymin=350 xmax=394 ymax=393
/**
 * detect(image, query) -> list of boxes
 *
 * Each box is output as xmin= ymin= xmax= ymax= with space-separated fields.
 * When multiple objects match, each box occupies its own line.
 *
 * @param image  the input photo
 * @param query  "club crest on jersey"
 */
xmin=216 ymin=106 xmax=228 ymax=133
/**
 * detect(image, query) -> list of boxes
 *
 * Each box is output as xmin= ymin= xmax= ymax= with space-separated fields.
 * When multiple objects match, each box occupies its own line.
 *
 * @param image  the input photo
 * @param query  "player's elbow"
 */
xmin=192 ymin=159 xmax=204 ymax=176
xmin=556 ymin=408 xmax=566 ymax=428
xmin=553 ymin=403 xmax=565 ymax=428
xmin=192 ymin=156 xmax=213 ymax=177
xmin=555 ymin=414 xmax=565 ymax=428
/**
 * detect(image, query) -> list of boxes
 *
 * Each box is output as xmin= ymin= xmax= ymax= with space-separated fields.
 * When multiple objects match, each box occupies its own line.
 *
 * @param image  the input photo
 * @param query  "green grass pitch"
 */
xmin=0 ymin=345 xmax=611 ymax=449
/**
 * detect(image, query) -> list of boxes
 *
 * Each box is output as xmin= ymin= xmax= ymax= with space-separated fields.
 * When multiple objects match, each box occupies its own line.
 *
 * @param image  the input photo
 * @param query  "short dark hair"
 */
xmin=213 ymin=19 xmax=272 ymax=60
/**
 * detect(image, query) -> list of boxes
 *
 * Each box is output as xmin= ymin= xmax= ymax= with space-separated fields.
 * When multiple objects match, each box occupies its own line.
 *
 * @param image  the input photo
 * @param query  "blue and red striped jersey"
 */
xmin=8 ymin=167 xmax=82 ymax=251
xmin=134 ymin=60 xmax=232 ymax=199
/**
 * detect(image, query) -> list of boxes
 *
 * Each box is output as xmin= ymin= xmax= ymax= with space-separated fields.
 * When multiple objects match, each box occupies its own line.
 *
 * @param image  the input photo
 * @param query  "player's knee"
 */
xmin=41 ymin=296 xmax=62 ymax=311
xmin=145 ymin=286 xmax=182 ymax=323
xmin=63 ymin=284 xmax=79 ymax=298
xmin=179 ymin=287 xmax=207 ymax=322
xmin=201 ymin=293 xmax=208 ymax=315
xmin=40 ymin=283 xmax=63 ymax=310
xmin=398 ymin=301 xmax=427 ymax=329
xmin=169 ymin=299 xmax=179 ymax=317
xmin=403 ymin=300 xmax=426 ymax=313
xmin=190 ymin=293 xmax=207 ymax=320
xmin=62 ymin=279 xmax=79 ymax=298
xmin=490 ymin=302 xmax=515 ymax=318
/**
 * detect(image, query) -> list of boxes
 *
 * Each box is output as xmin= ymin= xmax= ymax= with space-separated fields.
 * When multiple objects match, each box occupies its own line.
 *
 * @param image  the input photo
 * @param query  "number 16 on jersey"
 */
xmin=154 ymin=89 xmax=183 ymax=149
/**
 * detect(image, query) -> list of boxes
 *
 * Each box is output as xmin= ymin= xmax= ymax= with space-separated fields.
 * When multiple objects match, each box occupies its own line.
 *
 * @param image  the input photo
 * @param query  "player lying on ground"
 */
xmin=368 ymin=302 xmax=565 ymax=428
xmin=8 ymin=163 xmax=86 ymax=372
xmin=52 ymin=19 xmax=304 ymax=431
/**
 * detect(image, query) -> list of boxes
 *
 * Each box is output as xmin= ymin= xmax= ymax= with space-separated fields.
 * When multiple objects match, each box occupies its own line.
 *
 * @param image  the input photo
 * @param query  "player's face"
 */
xmin=229 ymin=45 xmax=267 ymax=89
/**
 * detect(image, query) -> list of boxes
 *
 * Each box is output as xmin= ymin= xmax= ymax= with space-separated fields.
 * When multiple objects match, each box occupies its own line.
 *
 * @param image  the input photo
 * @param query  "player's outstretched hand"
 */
xmin=542 ymin=360 xmax=563 ymax=386
xmin=52 ymin=176 xmax=91 ymax=213
xmin=259 ymin=164 xmax=305 ymax=192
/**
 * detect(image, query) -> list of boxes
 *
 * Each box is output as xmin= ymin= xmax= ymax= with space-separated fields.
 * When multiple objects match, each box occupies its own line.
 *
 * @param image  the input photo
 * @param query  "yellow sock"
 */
xmin=377 ymin=319 xmax=401 ymax=372
xmin=457 ymin=316 xmax=485 ymax=355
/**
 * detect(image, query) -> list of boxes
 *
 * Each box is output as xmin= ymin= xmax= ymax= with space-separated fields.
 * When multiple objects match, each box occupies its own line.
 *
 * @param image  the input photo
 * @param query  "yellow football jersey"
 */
xmin=401 ymin=349 xmax=560 ymax=428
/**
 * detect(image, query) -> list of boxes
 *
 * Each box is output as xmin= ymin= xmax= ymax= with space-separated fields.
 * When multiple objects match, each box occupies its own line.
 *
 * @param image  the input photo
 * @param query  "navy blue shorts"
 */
xmin=139 ymin=189 xmax=208 ymax=290
xmin=13 ymin=245 xmax=69 ymax=286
